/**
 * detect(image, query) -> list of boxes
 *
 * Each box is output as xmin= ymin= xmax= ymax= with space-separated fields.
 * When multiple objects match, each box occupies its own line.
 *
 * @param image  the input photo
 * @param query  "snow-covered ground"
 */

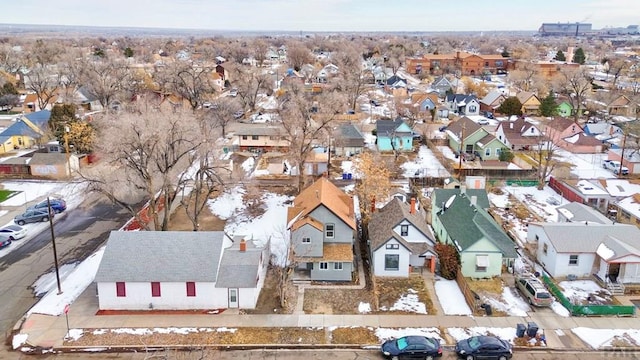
xmin=558 ymin=280 xmax=611 ymax=304
xmin=448 ymin=327 xmax=521 ymax=345
xmin=555 ymin=150 xmax=612 ymax=179
xmin=379 ymin=288 xmax=427 ymax=314
xmin=573 ymin=327 xmax=640 ymax=349
xmin=434 ymin=278 xmax=472 ymax=315
xmin=402 ymin=146 xmax=451 ymax=178
xmin=484 ymin=287 xmax=530 ymax=317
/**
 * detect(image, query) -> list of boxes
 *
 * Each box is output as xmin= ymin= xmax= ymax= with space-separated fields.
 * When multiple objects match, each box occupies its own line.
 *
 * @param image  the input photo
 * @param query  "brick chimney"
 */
xmin=410 ymin=197 xmax=416 ymax=214
xmin=239 ymin=238 xmax=246 ymax=252
xmin=370 ymin=196 xmax=376 ymax=214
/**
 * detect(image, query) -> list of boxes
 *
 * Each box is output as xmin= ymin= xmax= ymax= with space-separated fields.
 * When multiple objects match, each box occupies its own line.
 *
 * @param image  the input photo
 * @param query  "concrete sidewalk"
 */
xmin=15 ymin=282 xmax=640 ymax=351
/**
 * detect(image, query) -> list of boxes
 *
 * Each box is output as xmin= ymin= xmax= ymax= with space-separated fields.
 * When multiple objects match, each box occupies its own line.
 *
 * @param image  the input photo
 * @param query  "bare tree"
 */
xmin=606 ymin=57 xmax=630 ymax=89
xmin=24 ymin=64 xmax=62 ymax=110
xmin=508 ymin=61 xmax=538 ymax=92
xmin=83 ymin=103 xmax=202 ymax=231
xmin=229 ymin=64 xmax=272 ymax=111
xmin=285 ymin=41 xmax=312 ymax=71
xmin=203 ymin=97 xmax=242 ymax=138
xmin=158 ymin=61 xmax=216 ymax=110
xmin=26 ymin=39 xmax=63 ymax=66
xmin=0 ymin=44 xmax=24 ymax=74
xmin=553 ymin=67 xmax=593 ymax=122
xmin=251 ymin=39 xmax=269 ymax=67
xmin=278 ymin=81 xmax=345 ymax=192
xmin=533 ymin=134 xmax=561 ymax=190
xmin=333 ymin=47 xmax=367 ymax=110
xmin=353 ymin=151 xmax=392 ymax=227
xmin=79 ymin=57 xmax=131 ymax=110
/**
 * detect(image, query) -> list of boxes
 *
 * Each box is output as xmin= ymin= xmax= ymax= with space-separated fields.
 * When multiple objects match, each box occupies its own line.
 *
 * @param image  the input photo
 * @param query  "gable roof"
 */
xmin=29 ymin=152 xmax=68 ymax=165
xmin=433 ymin=188 xmax=491 ymax=210
xmin=432 ymin=76 xmax=452 ymax=87
xmin=376 ymin=118 xmax=411 ymax=136
xmin=563 ymin=132 xmax=602 ymax=146
xmin=337 ymin=123 xmax=365 ymax=140
xmin=368 ymin=198 xmax=435 ymax=254
xmin=546 ymin=117 xmax=581 ymax=132
xmin=216 ymin=238 xmax=265 ymax=288
xmin=95 ymin=231 xmax=227 ymax=282
xmin=534 ymin=223 xmax=640 ymax=254
xmin=0 ymin=110 xmax=51 ymax=138
xmin=445 ymin=94 xmax=478 ymax=105
xmin=480 ymin=89 xmax=506 ymax=107
xmin=435 ymin=191 xmax=517 ymax=258
xmin=497 ymin=118 xmax=543 ymax=146
xmin=446 ymin=116 xmax=483 ymax=139
xmin=516 ymin=91 xmax=539 ymax=104
xmin=556 ymin=202 xmax=613 ymax=224
xmin=287 ymin=177 xmax=355 ymax=230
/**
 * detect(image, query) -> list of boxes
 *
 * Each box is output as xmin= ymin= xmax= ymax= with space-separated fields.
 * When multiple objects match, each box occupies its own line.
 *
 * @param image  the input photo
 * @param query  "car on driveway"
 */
xmin=455 ymin=335 xmax=512 ymax=360
xmin=381 ymin=335 xmax=443 ymax=360
xmin=0 ymin=235 xmax=11 ymax=250
xmin=14 ymin=209 xmax=54 ymax=226
xmin=0 ymin=224 xmax=27 ymax=240
xmin=28 ymin=198 xmax=67 ymax=214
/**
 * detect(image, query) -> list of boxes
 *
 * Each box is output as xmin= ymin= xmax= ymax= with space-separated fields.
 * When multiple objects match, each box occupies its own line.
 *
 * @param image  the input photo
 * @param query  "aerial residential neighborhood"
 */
xmin=0 ymin=2 xmax=639 ymax=359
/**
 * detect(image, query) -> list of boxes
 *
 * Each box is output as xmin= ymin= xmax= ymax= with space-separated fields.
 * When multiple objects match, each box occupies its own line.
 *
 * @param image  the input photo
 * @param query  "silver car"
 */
xmin=14 ymin=209 xmax=54 ymax=226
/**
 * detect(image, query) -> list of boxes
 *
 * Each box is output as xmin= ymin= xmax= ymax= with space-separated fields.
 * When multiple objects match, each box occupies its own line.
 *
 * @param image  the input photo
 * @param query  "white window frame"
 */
xmin=400 ymin=225 xmax=409 ymax=236
xmin=325 ymin=224 xmax=335 ymax=238
xmin=384 ymin=254 xmax=400 ymax=271
xmin=334 ymin=262 xmax=343 ymax=270
xmin=386 ymin=243 xmax=399 ymax=250
xmin=319 ymin=262 xmax=328 ymax=270
xmin=301 ymin=237 xmax=311 ymax=243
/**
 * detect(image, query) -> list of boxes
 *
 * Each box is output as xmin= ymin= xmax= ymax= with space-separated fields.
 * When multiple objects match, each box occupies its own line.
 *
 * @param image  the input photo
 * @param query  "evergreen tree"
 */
xmin=501 ymin=48 xmax=510 ymax=57
xmin=123 ymin=47 xmax=134 ymax=58
xmin=554 ymin=50 xmax=566 ymax=62
xmin=539 ymin=93 xmax=558 ymax=117
xmin=573 ymin=47 xmax=586 ymax=64
xmin=497 ymin=96 xmax=523 ymax=117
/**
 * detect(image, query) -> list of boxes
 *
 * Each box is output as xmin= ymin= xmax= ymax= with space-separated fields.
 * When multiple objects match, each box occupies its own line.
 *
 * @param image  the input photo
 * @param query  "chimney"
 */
xmin=410 ymin=197 xmax=416 ymax=214
xmin=371 ymin=196 xmax=376 ymax=214
xmin=239 ymin=238 xmax=246 ymax=252
xmin=509 ymin=122 xmax=513 ymax=129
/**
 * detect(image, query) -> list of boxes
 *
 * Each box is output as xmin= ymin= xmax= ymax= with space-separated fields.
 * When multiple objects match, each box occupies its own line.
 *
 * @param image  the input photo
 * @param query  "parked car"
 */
xmin=455 ymin=335 xmax=512 ymax=360
xmin=381 ymin=335 xmax=443 ymax=359
xmin=14 ymin=209 xmax=54 ymax=226
xmin=28 ymin=198 xmax=67 ymax=214
xmin=370 ymin=99 xmax=381 ymax=107
xmin=229 ymin=88 xmax=238 ymax=97
xmin=233 ymin=110 xmax=245 ymax=119
xmin=0 ymin=224 xmax=27 ymax=240
xmin=0 ymin=235 xmax=11 ymax=250
xmin=602 ymin=160 xmax=629 ymax=175
xmin=477 ymin=118 xmax=490 ymax=125
xmin=439 ymin=126 xmax=448 ymax=132
xmin=515 ymin=274 xmax=553 ymax=307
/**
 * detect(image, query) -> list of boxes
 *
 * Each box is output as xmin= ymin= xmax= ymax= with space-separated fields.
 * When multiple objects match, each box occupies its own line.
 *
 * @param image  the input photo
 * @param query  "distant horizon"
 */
xmin=0 ymin=0 xmax=637 ymax=33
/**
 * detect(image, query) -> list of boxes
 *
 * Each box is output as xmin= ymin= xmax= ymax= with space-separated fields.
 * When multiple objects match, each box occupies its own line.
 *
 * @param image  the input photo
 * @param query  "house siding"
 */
xmin=392 ymin=220 xmax=433 ymax=244
xmin=97 ymin=282 xmax=228 ymax=310
xmin=309 ymin=206 xmax=354 ymax=244
xmin=310 ymin=262 xmax=353 ymax=281
xmin=372 ymin=239 xmax=411 ymax=277
xmin=460 ymin=239 xmax=503 ymax=278
xmin=292 ymin=223 xmax=324 ymax=257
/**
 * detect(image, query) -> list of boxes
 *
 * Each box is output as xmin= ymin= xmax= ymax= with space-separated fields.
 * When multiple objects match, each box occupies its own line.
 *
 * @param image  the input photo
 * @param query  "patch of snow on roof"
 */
xmin=564 ymin=133 xmax=580 ymax=144
xmin=596 ymin=243 xmax=615 ymax=261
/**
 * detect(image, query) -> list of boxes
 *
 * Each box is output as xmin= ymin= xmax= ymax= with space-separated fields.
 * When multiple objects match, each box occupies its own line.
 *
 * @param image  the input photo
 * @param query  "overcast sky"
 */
xmin=0 ymin=0 xmax=638 ymax=32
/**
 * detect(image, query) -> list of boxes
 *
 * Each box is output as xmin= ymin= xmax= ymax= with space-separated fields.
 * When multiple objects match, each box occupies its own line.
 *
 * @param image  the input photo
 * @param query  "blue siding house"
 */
xmin=376 ymin=118 xmax=414 ymax=152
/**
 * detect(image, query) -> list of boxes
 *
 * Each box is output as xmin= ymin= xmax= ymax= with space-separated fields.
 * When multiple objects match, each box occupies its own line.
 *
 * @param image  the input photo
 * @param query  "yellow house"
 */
xmin=0 ymin=110 xmax=51 ymax=154
xmin=516 ymin=91 xmax=541 ymax=115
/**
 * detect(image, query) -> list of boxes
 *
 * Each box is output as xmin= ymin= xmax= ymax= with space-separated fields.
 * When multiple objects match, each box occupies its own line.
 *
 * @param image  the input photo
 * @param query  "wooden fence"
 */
xmin=455 ymin=270 xmax=478 ymax=312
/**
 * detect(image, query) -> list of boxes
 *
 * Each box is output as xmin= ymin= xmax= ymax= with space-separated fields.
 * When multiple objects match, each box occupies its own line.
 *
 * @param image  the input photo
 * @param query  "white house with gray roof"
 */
xmin=368 ymin=197 xmax=437 ymax=277
xmin=528 ymin=222 xmax=640 ymax=290
xmin=556 ymin=202 xmax=613 ymax=224
xmin=94 ymin=231 xmax=269 ymax=310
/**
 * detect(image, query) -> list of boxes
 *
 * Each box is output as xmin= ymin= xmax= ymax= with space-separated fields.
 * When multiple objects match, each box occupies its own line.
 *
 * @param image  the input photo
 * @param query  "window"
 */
xmin=485 ymin=148 xmax=491 ymax=157
xmin=543 ymin=243 xmax=548 ymax=255
xmin=386 ymin=243 xmax=399 ymax=250
xmin=530 ymin=127 xmax=535 ymax=133
xmin=334 ymin=262 xmax=343 ymax=270
xmin=302 ymin=237 xmax=311 ymax=243
xmin=496 ymin=148 xmax=502 ymax=156
xmin=251 ymin=135 xmax=259 ymax=140
xmin=186 ymin=282 xmax=196 ymax=297
xmin=319 ymin=262 xmax=328 ymax=270
xmin=400 ymin=225 xmax=409 ymax=236
xmin=116 ymin=282 xmax=126 ymax=297
xmin=269 ymin=136 xmax=280 ymax=140
xmin=385 ymin=254 xmax=399 ymax=270
xmin=496 ymin=60 xmax=504 ymax=67
xmin=476 ymin=255 xmax=489 ymax=272
xmin=569 ymin=255 xmax=579 ymax=266
xmin=485 ymin=62 xmax=489 ymax=67
xmin=242 ymin=135 xmax=248 ymax=140
xmin=469 ymin=105 xmax=477 ymax=112
xmin=151 ymin=282 xmax=161 ymax=297
xmin=325 ymin=224 xmax=335 ymax=238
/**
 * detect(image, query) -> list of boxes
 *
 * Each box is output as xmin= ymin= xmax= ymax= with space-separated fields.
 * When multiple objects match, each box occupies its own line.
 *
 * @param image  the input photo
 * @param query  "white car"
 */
xmin=0 ymin=224 xmax=27 ymax=240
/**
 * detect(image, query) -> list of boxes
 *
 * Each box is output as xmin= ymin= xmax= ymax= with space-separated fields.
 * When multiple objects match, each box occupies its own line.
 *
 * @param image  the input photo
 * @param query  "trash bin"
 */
xmin=342 ymin=173 xmax=347 ymax=180
xmin=480 ymin=303 xmax=492 ymax=316
xmin=527 ymin=322 xmax=539 ymax=337
xmin=347 ymin=173 xmax=352 ymax=180
xmin=516 ymin=323 xmax=526 ymax=338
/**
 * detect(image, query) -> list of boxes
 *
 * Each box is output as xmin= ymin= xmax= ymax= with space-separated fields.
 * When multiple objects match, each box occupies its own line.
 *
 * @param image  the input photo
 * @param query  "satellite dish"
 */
xmin=444 ymin=195 xmax=456 ymax=210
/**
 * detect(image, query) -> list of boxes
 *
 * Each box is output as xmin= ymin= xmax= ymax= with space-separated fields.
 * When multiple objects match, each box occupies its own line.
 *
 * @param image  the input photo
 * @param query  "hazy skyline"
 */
xmin=0 ymin=0 xmax=638 ymax=32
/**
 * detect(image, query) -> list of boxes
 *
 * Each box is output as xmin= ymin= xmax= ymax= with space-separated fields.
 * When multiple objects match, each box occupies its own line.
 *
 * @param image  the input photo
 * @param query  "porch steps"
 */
xmin=608 ymin=282 xmax=625 ymax=296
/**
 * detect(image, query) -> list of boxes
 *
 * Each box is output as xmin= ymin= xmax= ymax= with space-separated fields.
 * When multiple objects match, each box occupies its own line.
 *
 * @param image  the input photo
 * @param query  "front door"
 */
xmin=228 ymin=288 xmax=239 ymax=308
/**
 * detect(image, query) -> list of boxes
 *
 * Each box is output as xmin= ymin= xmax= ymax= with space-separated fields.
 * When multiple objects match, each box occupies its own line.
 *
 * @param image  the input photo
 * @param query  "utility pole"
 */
xmin=48 ymin=197 xmax=63 ymax=295
xmin=63 ymin=125 xmax=72 ymax=178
